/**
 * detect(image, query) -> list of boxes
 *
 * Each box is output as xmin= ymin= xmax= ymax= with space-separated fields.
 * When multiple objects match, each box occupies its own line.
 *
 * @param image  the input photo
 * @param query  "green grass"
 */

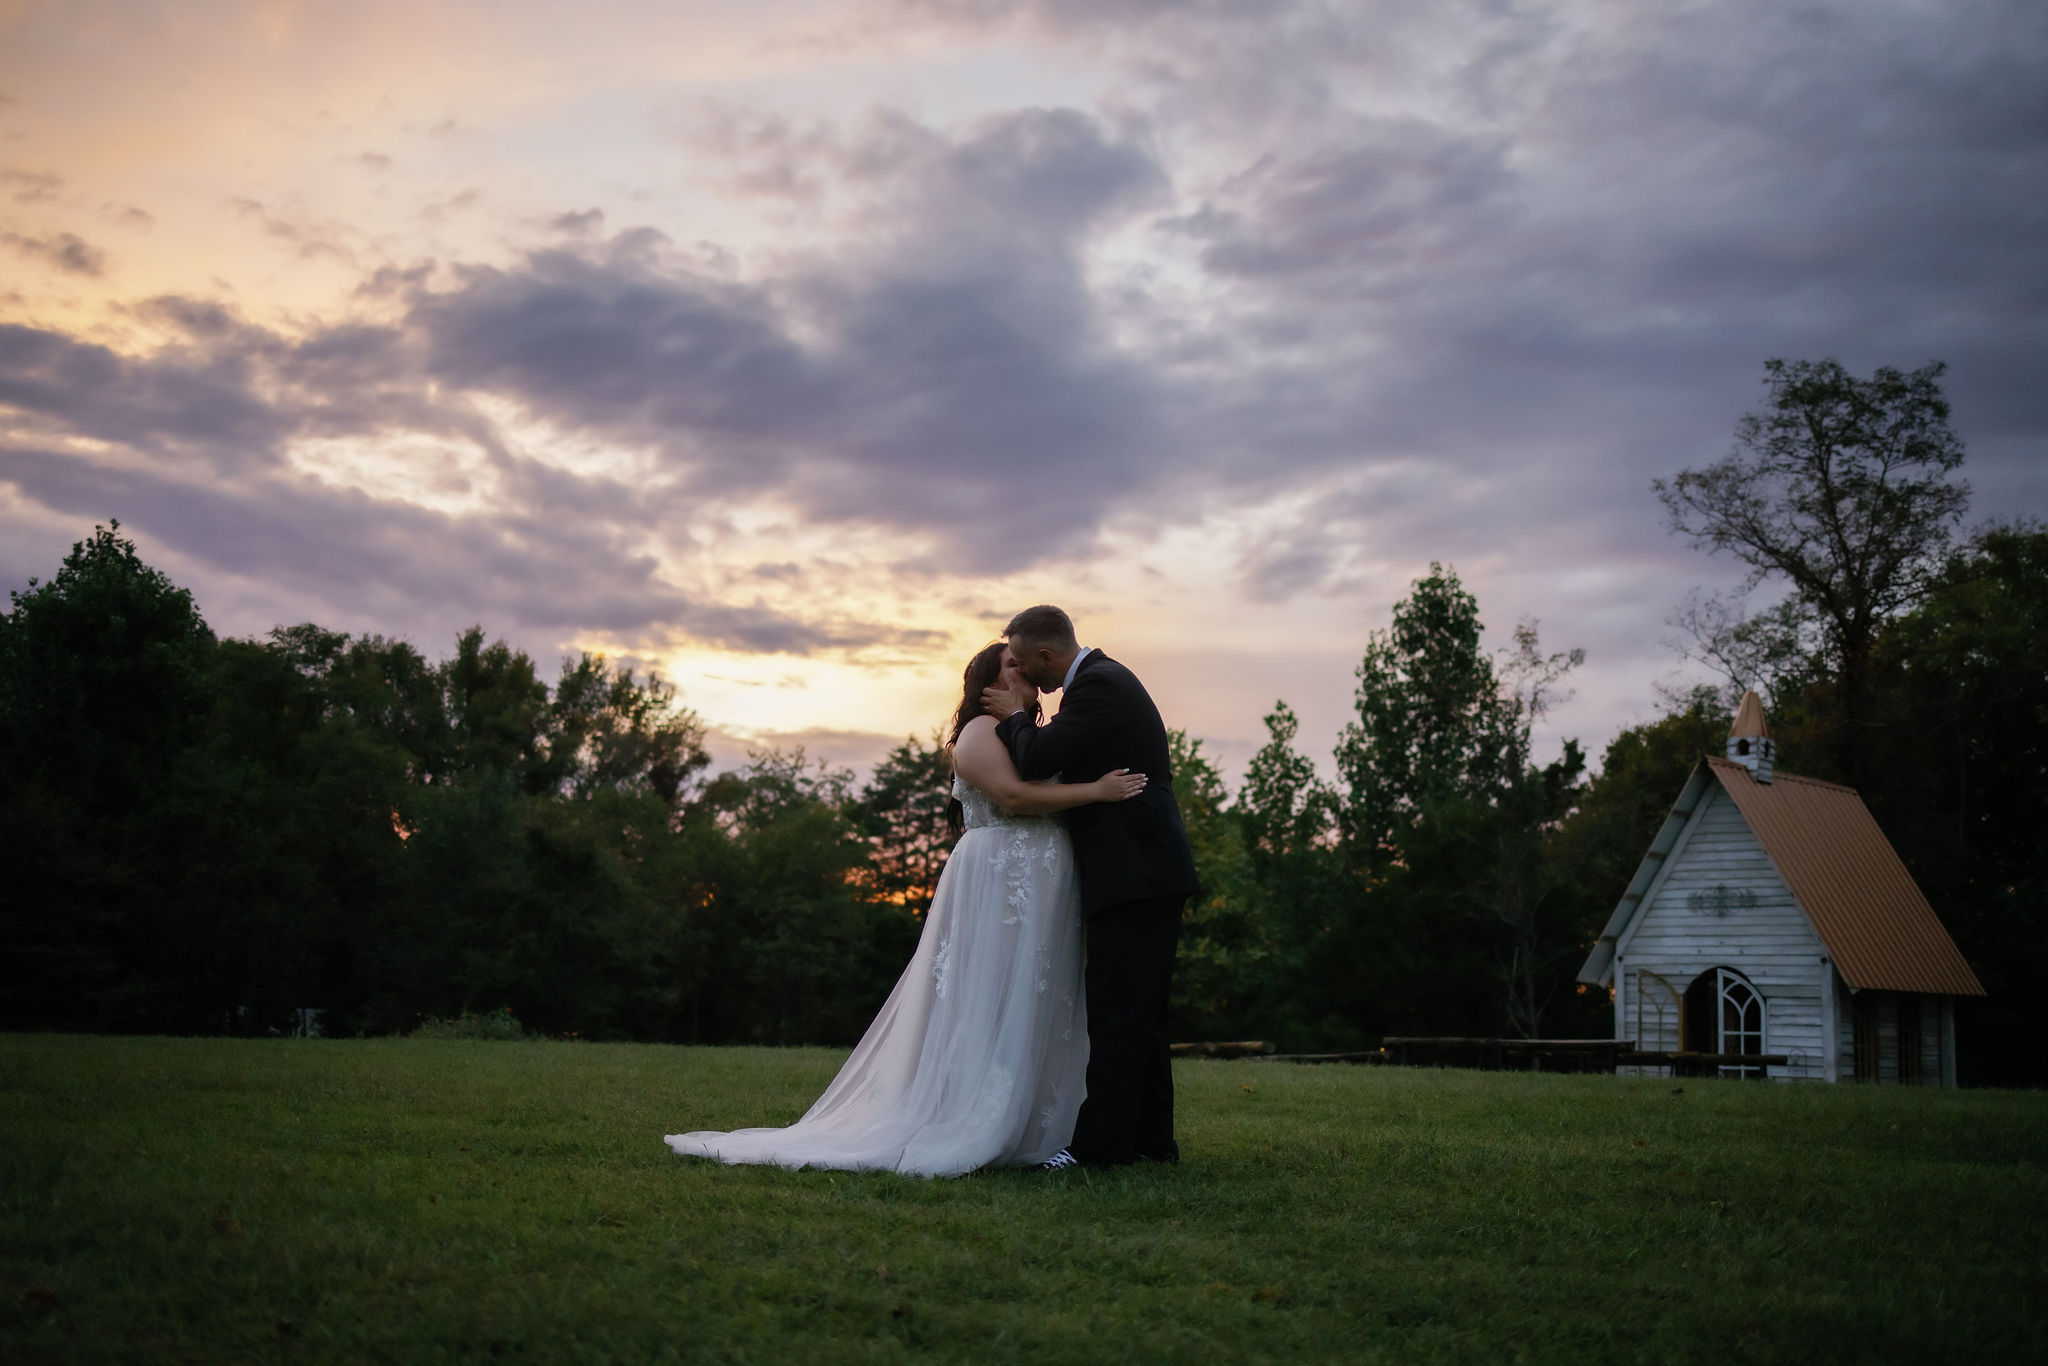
xmin=2 ymin=1036 xmax=2043 ymax=1365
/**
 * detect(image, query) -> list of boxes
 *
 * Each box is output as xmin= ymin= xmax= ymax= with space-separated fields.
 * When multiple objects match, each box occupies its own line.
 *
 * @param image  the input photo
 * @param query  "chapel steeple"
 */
xmin=1727 ymin=690 xmax=1775 ymax=784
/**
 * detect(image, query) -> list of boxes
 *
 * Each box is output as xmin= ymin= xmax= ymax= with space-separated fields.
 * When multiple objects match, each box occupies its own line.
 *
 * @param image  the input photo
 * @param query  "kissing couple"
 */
xmin=666 ymin=604 xmax=1201 ymax=1175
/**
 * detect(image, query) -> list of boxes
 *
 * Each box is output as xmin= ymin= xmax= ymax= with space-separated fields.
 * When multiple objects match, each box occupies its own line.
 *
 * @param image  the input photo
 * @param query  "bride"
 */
xmin=663 ymin=641 xmax=1145 ymax=1176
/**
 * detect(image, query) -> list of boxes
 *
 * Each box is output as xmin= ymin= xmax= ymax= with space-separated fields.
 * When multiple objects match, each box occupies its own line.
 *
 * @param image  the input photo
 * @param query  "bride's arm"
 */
xmin=953 ymin=716 xmax=1145 ymax=814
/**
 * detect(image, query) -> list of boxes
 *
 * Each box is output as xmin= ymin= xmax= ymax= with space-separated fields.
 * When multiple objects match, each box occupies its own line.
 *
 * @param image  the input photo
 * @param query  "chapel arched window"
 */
xmin=1717 ymin=969 xmax=1765 ymax=1079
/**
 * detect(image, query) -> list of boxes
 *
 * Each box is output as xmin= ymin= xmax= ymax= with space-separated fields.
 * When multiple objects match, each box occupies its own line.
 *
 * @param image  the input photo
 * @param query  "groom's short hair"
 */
xmin=1004 ymin=604 xmax=1076 ymax=651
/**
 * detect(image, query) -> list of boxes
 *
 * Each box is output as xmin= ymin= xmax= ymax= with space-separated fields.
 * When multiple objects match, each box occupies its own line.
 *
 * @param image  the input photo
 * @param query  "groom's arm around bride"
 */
xmin=983 ymin=609 xmax=1200 ymax=920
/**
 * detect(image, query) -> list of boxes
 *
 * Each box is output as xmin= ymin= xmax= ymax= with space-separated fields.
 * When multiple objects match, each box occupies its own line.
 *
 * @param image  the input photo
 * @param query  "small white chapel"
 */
xmin=1577 ymin=692 xmax=1985 ymax=1083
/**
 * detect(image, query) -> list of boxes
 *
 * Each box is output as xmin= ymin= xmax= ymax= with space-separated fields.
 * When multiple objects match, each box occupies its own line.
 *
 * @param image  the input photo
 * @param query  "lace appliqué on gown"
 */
xmin=931 ymin=933 xmax=954 ymax=999
xmin=663 ymin=774 xmax=1088 ymax=1177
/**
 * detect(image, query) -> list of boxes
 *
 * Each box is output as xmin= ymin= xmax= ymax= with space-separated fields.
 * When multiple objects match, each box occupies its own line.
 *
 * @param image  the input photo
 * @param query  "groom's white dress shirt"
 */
xmin=1061 ymin=646 xmax=1093 ymax=693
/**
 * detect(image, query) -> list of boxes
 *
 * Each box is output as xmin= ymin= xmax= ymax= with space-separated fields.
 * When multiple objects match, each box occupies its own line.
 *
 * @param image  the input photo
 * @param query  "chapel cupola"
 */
xmin=1727 ymin=690 xmax=1775 ymax=783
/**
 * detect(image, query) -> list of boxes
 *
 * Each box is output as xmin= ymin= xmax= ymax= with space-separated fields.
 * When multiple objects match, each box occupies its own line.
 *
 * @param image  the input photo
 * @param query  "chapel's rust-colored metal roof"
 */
xmin=1730 ymin=690 xmax=1770 ymax=738
xmin=1706 ymin=757 xmax=1985 ymax=995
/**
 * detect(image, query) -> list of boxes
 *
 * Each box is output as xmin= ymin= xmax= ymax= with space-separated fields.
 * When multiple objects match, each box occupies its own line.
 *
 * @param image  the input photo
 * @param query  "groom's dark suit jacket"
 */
xmin=997 ymin=651 xmax=1200 ymax=918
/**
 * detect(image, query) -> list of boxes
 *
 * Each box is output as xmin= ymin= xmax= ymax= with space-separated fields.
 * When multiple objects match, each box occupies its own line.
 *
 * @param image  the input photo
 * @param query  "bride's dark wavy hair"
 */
xmin=945 ymin=640 xmax=1042 ymax=839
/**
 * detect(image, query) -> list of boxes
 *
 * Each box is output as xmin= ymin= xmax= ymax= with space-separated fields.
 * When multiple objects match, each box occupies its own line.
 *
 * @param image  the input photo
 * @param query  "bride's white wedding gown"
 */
xmin=664 ymin=775 xmax=1088 ymax=1176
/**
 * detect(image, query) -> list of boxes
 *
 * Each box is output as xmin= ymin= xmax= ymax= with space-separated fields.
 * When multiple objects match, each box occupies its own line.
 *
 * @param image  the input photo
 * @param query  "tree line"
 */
xmin=3 ymin=359 xmax=2042 ymax=1082
xmin=0 ymin=539 xmax=917 ymax=1046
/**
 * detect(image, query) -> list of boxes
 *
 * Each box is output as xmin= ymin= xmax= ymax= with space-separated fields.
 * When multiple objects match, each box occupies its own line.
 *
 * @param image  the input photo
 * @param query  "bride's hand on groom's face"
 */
xmin=982 ymin=683 xmax=1031 ymax=719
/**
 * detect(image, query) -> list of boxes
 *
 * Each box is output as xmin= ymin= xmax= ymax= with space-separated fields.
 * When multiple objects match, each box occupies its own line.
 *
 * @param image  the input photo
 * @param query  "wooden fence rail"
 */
xmin=1620 ymin=1051 xmax=1790 ymax=1071
xmin=1381 ymin=1037 xmax=1634 ymax=1073
xmin=1171 ymin=1038 xmax=1795 ymax=1074
xmin=1168 ymin=1041 xmax=1276 ymax=1059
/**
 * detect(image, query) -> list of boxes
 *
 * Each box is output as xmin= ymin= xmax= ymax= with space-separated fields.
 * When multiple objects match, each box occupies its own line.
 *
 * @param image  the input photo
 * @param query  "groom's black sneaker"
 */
xmin=1033 ymin=1148 xmax=1080 ymax=1173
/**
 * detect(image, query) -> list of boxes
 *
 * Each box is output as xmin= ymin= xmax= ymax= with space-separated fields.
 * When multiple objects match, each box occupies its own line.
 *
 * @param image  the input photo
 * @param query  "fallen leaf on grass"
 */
xmin=1255 ymin=1285 xmax=1286 ymax=1303
xmin=19 ymin=1287 xmax=62 ymax=1313
xmin=1204 ymin=1282 xmax=1235 ymax=1294
xmin=211 ymin=1213 xmax=244 ymax=1237
xmin=1241 ymin=1085 xmax=1256 ymax=1093
xmin=874 ymin=1266 xmax=892 ymax=1282
xmin=1631 ymin=1139 xmax=1647 ymax=1148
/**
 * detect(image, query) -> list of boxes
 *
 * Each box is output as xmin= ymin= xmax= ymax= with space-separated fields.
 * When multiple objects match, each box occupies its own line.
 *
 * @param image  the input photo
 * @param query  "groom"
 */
xmin=982 ymin=605 xmax=1200 ymax=1168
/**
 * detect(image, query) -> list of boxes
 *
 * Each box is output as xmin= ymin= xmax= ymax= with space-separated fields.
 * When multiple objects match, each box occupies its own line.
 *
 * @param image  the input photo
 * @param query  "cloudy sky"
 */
xmin=3 ymin=0 xmax=2044 ymax=781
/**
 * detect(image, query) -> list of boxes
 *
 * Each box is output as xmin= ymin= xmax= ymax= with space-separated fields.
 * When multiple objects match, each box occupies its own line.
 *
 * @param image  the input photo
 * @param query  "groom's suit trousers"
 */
xmin=1070 ymin=892 xmax=1185 ymax=1166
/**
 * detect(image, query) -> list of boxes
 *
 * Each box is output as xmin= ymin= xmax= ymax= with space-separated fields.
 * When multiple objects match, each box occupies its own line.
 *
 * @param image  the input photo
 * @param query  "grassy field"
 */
xmin=2 ymin=1035 xmax=2043 ymax=1365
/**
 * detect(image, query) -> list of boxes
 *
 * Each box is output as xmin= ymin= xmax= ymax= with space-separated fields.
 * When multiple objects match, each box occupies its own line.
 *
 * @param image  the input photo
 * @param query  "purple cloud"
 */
xmin=2 ymin=0 xmax=2044 ymax=767
xmin=1 ymin=229 xmax=106 ymax=276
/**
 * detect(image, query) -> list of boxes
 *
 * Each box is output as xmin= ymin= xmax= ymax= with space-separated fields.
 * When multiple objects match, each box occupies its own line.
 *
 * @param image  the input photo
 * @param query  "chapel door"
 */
xmin=1680 ymin=974 xmax=1715 ymax=1076
xmin=1682 ymin=967 xmax=1766 ymax=1079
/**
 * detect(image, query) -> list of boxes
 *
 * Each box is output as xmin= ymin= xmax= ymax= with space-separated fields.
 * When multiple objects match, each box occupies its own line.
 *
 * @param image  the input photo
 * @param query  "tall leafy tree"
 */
xmin=0 ymin=523 xmax=222 ymax=1029
xmin=1333 ymin=566 xmax=1586 ymax=1037
xmin=1217 ymin=703 xmax=1347 ymax=1045
xmin=545 ymin=651 xmax=710 ymax=805
xmin=442 ymin=626 xmax=552 ymax=784
xmin=1237 ymin=701 xmax=1335 ymax=868
xmin=1335 ymin=565 xmax=1518 ymax=864
xmin=1655 ymin=358 xmax=1969 ymax=781
xmin=852 ymin=731 xmax=955 ymax=913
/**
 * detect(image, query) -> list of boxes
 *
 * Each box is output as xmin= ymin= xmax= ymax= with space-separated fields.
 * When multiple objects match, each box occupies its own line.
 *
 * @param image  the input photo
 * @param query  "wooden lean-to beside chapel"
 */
xmin=1577 ymin=691 xmax=1985 ymax=1083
